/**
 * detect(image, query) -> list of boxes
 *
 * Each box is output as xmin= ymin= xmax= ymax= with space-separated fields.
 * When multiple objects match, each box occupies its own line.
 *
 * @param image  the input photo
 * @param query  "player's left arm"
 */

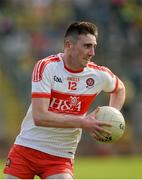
xmin=109 ymin=78 xmax=126 ymax=111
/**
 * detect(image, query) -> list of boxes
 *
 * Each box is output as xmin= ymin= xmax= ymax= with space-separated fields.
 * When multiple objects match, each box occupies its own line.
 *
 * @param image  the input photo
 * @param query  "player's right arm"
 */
xmin=32 ymin=97 xmax=111 ymax=140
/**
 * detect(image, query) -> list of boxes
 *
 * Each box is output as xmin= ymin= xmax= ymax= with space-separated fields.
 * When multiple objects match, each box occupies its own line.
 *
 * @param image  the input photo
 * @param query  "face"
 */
xmin=66 ymin=34 xmax=97 ymax=69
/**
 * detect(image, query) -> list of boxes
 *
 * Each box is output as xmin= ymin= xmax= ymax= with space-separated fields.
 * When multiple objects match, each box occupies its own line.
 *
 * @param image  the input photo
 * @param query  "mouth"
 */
xmin=84 ymin=58 xmax=91 ymax=62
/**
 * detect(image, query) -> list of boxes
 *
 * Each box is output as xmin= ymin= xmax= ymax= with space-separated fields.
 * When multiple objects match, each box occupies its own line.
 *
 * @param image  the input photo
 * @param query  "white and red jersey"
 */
xmin=15 ymin=53 xmax=118 ymax=159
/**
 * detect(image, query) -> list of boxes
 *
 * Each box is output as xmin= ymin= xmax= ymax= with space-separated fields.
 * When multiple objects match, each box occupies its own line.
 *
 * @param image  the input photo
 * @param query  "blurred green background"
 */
xmin=0 ymin=0 xmax=142 ymax=179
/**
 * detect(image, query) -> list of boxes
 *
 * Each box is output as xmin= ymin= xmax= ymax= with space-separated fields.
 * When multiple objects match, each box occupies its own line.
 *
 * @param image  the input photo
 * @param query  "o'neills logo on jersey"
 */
xmin=86 ymin=78 xmax=95 ymax=88
xmin=54 ymin=75 xmax=62 ymax=83
xmin=49 ymin=96 xmax=81 ymax=113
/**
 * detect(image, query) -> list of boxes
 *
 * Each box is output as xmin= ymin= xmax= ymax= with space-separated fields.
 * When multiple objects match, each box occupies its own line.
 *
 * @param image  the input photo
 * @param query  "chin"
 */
xmin=82 ymin=61 xmax=89 ymax=67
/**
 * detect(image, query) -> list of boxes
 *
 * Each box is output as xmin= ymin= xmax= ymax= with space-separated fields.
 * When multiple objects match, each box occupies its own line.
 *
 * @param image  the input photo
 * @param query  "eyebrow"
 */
xmin=84 ymin=43 xmax=97 ymax=47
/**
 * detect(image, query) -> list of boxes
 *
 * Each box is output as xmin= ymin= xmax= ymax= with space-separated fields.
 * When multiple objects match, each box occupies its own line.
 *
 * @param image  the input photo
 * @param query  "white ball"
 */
xmin=94 ymin=106 xmax=125 ymax=143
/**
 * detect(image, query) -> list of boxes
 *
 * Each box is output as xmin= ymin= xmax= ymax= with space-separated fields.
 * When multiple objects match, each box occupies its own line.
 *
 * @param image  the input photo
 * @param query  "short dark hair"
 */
xmin=64 ymin=21 xmax=98 ymax=40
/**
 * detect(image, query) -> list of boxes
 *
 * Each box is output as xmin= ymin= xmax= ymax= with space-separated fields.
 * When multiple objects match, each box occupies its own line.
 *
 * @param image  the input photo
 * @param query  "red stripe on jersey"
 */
xmin=32 ymin=92 xmax=51 ymax=98
xmin=110 ymin=76 xmax=119 ymax=94
xmin=48 ymin=90 xmax=97 ymax=115
xmin=32 ymin=56 xmax=60 ymax=82
xmin=88 ymin=62 xmax=114 ymax=77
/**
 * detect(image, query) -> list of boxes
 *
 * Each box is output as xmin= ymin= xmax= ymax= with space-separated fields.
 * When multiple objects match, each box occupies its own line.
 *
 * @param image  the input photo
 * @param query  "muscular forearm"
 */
xmin=32 ymin=98 xmax=85 ymax=128
xmin=32 ymin=98 xmax=112 ymax=140
xmin=32 ymin=107 xmax=112 ymax=141
xmin=33 ymin=109 xmax=84 ymax=128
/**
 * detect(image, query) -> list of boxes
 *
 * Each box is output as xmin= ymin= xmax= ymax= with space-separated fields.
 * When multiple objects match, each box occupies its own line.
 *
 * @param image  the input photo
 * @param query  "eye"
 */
xmin=84 ymin=44 xmax=97 ymax=51
xmin=84 ymin=44 xmax=92 ymax=48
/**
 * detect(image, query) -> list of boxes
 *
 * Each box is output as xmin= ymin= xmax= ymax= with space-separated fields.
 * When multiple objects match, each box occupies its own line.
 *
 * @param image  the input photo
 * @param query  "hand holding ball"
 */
xmin=93 ymin=106 xmax=125 ymax=143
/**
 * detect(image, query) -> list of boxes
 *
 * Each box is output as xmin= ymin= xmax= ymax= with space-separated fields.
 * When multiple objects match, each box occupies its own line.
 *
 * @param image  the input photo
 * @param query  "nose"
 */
xmin=89 ymin=48 xmax=95 ymax=56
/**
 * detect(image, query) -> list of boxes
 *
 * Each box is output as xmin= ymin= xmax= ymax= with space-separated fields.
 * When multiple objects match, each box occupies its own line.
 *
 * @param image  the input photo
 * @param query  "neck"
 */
xmin=63 ymin=53 xmax=83 ymax=72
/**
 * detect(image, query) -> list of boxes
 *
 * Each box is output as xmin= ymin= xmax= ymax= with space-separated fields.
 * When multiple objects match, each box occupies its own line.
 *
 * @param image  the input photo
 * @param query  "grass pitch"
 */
xmin=74 ymin=155 xmax=142 ymax=179
xmin=1 ymin=155 xmax=142 ymax=179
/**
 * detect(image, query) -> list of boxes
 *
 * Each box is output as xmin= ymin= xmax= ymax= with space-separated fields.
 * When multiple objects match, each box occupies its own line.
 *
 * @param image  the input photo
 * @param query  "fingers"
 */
xmin=89 ymin=114 xmax=112 ymax=128
xmin=91 ymin=129 xmax=112 ymax=141
xmin=83 ymin=116 xmax=112 ymax=140
xmin=90 ymin=131 xmax=103 ymax=141
xmin=96 ymin=126 xmax=111 ymax=135
xmin=90 ymin=131 xmax=110 ymax=142
xmin=92 ymin=121 xmax=112 ymax=135
xmin=91 ymin=131 xmax=106 ymax=140
xmin=90 ymin=122 xmax=112 ymax=141
xmin=96 ymin=121 xmax=112 ymax=127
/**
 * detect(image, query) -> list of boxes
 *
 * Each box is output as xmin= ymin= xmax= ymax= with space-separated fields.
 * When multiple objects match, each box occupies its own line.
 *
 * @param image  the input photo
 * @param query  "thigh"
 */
xmin=3 ymin=145 xmax=35 ymax=179
xmin=39 ymin=154 xmax=74 ymax=179
xmin=46 ymin=173 xmax=73 ymax=179
xmin=4 ymin=174 xmax=20 ymax=179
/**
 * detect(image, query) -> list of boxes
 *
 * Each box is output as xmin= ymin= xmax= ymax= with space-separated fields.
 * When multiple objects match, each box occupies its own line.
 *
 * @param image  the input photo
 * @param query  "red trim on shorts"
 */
xmin=4 ymin=144 xmax=73 ymax=179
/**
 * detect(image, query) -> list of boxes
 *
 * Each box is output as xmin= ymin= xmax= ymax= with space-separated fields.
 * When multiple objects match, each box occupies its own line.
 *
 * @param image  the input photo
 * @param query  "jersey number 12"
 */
xmin=68 ymin=81 xmax=77 ymax=90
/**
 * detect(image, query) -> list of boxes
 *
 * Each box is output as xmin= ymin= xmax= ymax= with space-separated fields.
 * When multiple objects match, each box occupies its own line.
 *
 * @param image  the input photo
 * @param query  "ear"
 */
xmin=64 ymin=39 xmax=72 ymax=49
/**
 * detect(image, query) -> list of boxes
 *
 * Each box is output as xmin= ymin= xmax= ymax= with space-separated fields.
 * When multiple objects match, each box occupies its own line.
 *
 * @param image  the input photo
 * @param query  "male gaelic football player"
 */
xmin=4 ymin=21 xmax=125 ymax=179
